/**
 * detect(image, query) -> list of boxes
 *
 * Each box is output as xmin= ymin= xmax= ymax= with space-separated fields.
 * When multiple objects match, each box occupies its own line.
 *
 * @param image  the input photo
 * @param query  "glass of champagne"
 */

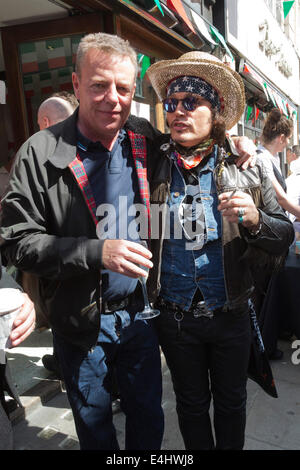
xmin=135 ymin=241 xmax=160 ymax=320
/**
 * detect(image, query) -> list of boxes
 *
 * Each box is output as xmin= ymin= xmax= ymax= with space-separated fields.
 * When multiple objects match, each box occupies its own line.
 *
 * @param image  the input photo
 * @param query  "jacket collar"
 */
xmin=48 ymin=108 xmax=79 ymax=169
xmin=48 ymin=111 xmax=149 ymax=170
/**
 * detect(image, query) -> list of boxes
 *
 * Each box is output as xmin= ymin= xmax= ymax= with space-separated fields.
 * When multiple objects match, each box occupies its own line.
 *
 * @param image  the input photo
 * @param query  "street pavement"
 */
xmin=6 ymin=327 xmax=300 ymax=451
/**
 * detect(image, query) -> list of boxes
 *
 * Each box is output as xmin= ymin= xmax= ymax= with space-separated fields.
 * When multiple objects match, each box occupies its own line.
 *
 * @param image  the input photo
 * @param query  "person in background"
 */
xmin=257 ymin=109 xmax=300 ymax=220
xmin=37 ymin=91 xmax=78 ymax=130
xmin=0 ymin=254 xmax=36 ymax=450
xmin=21 ymin=92 xmax=78 ymax=380
xmin=286 ymin=145 xmax=300 ymax=232
xmin=256 ymin=110 xmax=300 ymax=359
xmin=146 ymin=51 xmax=294 ymax=450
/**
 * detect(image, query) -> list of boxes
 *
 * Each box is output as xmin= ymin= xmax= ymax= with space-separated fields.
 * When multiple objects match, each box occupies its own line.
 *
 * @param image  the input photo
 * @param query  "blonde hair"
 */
xmin=75 ymin=33 xmax=138 ymax=78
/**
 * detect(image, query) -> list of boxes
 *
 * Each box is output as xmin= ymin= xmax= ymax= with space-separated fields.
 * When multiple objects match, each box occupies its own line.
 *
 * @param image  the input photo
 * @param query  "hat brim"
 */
xmin=147 ymin=58 xmax=246 ymax=130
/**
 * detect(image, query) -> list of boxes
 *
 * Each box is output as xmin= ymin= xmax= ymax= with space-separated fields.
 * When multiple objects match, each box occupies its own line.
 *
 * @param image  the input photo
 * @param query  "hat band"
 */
xmin=166 ymin=76 xmax=221 ymax=112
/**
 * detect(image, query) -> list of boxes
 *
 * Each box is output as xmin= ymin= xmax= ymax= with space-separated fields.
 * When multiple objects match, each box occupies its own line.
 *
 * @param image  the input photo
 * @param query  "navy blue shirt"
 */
xmin=77 ymin=129 xmax=141 ymax=301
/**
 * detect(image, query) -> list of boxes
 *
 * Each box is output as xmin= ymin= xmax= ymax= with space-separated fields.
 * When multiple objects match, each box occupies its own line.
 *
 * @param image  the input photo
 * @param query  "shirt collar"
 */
xmin=76 ymin=128 xmax=127 ymax=153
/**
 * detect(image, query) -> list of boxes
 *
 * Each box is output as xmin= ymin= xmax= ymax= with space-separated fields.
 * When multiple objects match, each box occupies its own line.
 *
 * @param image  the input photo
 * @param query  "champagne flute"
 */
xmin=135 ymin=241 xmax=160 ymax=320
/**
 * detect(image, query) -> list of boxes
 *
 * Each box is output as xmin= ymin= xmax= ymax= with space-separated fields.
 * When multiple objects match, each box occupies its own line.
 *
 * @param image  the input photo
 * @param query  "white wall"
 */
xmin=226 ymin=0 xmax=300 ymax=106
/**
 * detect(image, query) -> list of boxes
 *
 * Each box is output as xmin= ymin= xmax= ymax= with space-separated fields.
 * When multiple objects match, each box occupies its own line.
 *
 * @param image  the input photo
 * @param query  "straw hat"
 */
xmin=147 ymin=51 xmax=246 ymax=130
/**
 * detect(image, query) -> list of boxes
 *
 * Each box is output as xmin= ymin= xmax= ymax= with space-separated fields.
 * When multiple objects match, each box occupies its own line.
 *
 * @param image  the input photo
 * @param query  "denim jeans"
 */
xmin=53 ymin=310 xmax=164 ymax=450
xmin=155 ymin=306 xmax=251 ymax=450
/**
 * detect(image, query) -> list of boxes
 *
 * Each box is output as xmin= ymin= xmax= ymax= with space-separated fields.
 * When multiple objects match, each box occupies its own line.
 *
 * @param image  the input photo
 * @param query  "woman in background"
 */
xmin=257 ymin=109 xmax=299 ymax=359
xmin=257 ymin=108 xmax=300 ymax=220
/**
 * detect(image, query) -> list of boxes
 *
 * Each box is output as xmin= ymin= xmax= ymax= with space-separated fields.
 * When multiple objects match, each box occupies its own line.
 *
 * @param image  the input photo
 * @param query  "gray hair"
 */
xmin=75 ymin=33 xmax=138 ymax=78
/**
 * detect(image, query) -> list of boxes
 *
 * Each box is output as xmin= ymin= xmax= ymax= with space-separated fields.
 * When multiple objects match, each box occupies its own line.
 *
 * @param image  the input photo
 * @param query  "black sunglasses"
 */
xmin=163 ymin=96 xmax=200 ymax=113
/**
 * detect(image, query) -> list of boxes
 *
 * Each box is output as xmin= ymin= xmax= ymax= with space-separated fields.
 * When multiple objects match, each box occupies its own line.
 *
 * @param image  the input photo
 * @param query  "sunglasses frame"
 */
xmin=163 ymin=96 xmax=200 ymax=113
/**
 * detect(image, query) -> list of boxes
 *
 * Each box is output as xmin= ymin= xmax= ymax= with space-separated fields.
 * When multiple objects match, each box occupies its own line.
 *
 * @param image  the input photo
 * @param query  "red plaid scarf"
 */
xmin=69 ymin=131 xmax=150 ymax=236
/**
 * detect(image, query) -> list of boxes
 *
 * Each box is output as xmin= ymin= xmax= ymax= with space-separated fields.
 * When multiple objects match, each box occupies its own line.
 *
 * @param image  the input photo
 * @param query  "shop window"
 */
xmin=19 ymin=35 xmax=83 ymax=135
xmin=19 ymin=39 xmax=158 ymax=134
xmin=132 ymin=53 xmax=157 ymax=127
xmin=244 ymin=104 xmax=266 ymax=145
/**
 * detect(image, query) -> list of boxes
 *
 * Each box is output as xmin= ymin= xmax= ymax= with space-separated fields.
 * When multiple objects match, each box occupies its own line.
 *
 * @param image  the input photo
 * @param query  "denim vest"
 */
xmin=160 ymin=147 xmax=227 ymax=311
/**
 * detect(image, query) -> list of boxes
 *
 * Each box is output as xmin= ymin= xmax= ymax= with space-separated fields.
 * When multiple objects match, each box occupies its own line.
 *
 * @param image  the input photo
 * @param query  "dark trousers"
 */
xmin=53 ymin=311 xmax=164 ymax=450
xmin=155 ymin=307 xmax=251 ymax=450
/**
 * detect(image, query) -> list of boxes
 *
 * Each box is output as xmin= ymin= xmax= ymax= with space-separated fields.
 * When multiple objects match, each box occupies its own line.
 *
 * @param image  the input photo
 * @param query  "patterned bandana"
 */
xmin=175 ymin=138 xmax=215 ymax=170
xmin=167 ymin=76 xmax=221 ymax=112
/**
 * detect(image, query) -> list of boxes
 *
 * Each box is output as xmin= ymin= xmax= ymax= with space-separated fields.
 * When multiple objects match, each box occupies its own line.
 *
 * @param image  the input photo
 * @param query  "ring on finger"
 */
xmin=237 ymin=207 xmax=245 ymax=218
xmin=238 ymin=207 xmax=245 ymax=224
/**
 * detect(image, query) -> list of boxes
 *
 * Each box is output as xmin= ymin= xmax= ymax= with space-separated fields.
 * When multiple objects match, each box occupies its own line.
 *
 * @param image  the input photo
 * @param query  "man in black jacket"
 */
xmin=0 ymin=33 xmax=164 ymax=451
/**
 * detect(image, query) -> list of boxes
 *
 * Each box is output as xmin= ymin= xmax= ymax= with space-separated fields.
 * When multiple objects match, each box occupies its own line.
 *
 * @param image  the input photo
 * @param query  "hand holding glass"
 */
xmin=135 ymin=241 xmax=160 ymax=320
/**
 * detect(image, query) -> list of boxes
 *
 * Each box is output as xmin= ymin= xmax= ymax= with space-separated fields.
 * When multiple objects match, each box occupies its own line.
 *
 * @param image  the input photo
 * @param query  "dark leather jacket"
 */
xmin=0 ymin=112 xmax=160 ymax=351
xmin=147 ymin=142 xmax=294 ymax=309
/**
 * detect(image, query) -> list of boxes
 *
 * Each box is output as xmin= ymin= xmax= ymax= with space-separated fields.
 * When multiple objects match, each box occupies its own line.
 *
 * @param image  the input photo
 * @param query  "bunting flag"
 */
xmin=153 ymin=0 xmax=164 ymax=15
xmin=190 ymin=10 xmax=217 ymax=46
xmin=246 ymin=105 xmax=253 ymax=123
xmin=264 ymin=83 xmax=276 ymax=107
xmin=273 ymin=91 xmax=285 ymax=113
xmin=281 ymin=99 xmax=289 ymax=117
xmin=251 ymin=108 xmax=259 ymax=125
xmin=210 ymin=25 xmax=234 ymax=61
xmin=283 ymin=1 xmax=295 ymax=19
xmin=242 ymin=63 xmax=269 ymax=100
xmin=138 ymin=54 xmax=151 ymax=80
xmin=167 ymin=0 xmax=196 ymax=34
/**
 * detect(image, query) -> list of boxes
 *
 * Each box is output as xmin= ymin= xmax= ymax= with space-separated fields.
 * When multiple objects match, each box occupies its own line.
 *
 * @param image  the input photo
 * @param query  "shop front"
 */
xmin=0 ymin=0 xmax=230 ymax=177
xmin=238 ymin=58 xmax=298 ymax=176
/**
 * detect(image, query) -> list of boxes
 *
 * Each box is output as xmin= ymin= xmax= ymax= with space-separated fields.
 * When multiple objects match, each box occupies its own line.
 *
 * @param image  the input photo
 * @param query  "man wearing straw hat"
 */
xmin=146 ymin=52 xmax=294 ymax=450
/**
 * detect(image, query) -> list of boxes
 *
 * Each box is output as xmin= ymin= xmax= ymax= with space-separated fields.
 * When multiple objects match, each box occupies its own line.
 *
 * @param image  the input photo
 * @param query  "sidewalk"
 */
xmin=6 ymin=325 xmax=300 ymax=450
xmin=6 ymin=327 xmax=62 ymax=424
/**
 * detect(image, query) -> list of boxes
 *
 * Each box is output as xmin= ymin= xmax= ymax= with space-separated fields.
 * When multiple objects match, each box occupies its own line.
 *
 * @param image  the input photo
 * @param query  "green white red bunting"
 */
xmin=246 ymin=105 xmax=253 ymax=123
xmin=138 ymin=54 xmax=151 ymax=80
xmin=283 ymin=1 xmax=295 ymax=19
xmin=190 ymin=10 xmax=217 ymax=46
xmin=210 ymin=25 xmax=233 ymax=61
xmin=167 ymin=0 xmax=196 ymax=34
